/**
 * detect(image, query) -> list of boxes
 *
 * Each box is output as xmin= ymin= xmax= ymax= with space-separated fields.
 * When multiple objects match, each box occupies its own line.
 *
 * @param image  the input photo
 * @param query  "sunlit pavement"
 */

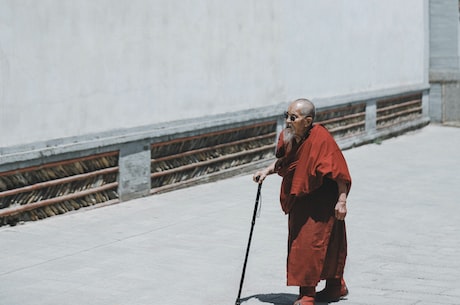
xmin=1 ymin=124 xmax=459 ymax=305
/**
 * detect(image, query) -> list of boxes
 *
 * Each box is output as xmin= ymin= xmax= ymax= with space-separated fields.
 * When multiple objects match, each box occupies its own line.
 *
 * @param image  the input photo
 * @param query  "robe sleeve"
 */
xmin=290 ymin=125 xmax=352 ymax=196
xmin=275 ymin=131 xmax=285 ymax=158
xmin=315 ymin=147 xmax=352 ymax=193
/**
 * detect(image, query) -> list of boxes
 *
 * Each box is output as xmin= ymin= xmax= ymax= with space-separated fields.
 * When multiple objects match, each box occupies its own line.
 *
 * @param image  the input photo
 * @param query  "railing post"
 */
xmin=118 ymin=141 xmax=151 ymax=201
xmin=365 ymin=99 xmax=377 ymax=136
xmin=422 ymin=89 xmax=430 ymax=119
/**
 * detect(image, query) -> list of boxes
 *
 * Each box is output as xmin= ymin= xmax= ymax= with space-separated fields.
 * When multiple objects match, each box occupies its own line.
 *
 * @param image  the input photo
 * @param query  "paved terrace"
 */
xmin=0 ymin=124 xmax=459 ymax=305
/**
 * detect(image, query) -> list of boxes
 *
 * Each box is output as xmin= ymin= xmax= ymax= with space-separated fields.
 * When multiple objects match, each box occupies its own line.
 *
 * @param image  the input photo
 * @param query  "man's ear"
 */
xmin=305 ymin=117 xmax=313 ymax=126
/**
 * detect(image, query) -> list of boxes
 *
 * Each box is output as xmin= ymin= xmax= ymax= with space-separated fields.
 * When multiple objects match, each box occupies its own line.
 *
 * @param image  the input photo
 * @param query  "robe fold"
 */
xmin=275 ymin=124 xmax=351 ymax=287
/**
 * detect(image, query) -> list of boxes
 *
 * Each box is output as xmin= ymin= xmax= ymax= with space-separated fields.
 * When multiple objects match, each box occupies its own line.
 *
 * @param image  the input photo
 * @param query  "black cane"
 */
xmin=235 ymin=181 xmax=262 ymax=305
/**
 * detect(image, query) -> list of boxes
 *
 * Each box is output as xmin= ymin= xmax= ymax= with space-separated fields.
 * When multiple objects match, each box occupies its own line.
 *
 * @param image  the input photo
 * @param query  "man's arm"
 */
xmin=253 ymin=159 xmax=277 ymax=184
xmin=335 ymin=179 xmax=348 ymax=220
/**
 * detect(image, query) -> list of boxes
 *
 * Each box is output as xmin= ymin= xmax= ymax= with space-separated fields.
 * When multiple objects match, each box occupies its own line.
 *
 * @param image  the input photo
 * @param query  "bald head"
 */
xmin=290 ymin=98 xmax=316 ymax=121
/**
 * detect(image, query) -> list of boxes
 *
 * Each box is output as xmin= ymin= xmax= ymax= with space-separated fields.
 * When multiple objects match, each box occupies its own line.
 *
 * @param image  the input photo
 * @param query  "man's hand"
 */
xmin=253 ymin=160 xmax=276 ymax=184
xmin=335 ymin=200 xmax=347 ymax=220
xmin=253 ymin=170 xmax=268 ymax=184
xmin=335 ymin=179 xmax=349 ymax=220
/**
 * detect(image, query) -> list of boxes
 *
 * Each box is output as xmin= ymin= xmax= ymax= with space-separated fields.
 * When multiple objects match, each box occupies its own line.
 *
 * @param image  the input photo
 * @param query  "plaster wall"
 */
xmin=0 ymin=0 xmax=427 ymax=148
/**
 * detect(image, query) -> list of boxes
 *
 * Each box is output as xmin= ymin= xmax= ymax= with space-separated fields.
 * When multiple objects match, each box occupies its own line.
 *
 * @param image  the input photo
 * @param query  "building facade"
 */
xmin=0 ymin=0 xmax=458 ymax=225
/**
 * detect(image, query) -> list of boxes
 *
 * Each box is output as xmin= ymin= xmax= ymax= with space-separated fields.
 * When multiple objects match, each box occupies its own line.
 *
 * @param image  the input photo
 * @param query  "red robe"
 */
xmin=275 ymin=124 xmax=351 ymax=287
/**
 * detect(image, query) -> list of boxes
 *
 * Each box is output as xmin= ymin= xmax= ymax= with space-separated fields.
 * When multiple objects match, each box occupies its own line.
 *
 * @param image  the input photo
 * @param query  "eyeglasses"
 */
xmin=284 ymin=111 xmax=309 ymax=122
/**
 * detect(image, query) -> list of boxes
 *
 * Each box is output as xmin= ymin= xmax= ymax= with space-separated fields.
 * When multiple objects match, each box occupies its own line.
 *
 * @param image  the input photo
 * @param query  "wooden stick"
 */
xmin=0 ymin=182 xmax=118 ymax=217
xmin=0 ymin=167 xmax=118 ymax=198
xmin=151 ymin=132 xmax=276 ymax=163
xmin=150 ymin=121 xmax=276 ymax=149
xmin=0 ymin=151 xmax=119 ymax=177
xmin=151 ymin=145 xmax=275 ymax=178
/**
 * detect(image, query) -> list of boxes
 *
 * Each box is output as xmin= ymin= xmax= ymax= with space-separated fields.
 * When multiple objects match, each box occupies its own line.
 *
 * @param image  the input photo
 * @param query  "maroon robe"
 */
xmin=275 ymin=124 xmax=351 ymax=287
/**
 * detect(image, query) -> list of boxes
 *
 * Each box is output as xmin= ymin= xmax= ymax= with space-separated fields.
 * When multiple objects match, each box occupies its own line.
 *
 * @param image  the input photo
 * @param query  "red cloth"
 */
xmin=276 ymin=124 xmax=351 ymax=213
xmin=275 ymin=124 xmax=351 ymax=286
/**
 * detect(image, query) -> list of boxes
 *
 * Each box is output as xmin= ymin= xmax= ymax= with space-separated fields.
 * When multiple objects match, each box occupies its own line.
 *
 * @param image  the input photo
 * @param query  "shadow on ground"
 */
xmin=239 ymin=293 xmax=329 ymax=305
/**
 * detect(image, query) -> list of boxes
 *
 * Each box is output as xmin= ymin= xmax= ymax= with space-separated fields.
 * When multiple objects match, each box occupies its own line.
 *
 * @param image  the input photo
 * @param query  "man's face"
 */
xmin=284 ymin=103 xmax=312 ymax=141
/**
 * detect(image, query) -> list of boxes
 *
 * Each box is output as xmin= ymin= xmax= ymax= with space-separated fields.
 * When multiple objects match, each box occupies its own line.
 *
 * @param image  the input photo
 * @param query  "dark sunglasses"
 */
xmin=284 ymin=111 xmax=310 ymax=122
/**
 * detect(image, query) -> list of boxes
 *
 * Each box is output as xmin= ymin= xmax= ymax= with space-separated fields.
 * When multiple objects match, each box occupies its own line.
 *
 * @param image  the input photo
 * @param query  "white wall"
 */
xmin=279 ymin=1 xmax=427 ymax=98
xmin=0 ymin=0 xmax=427 ymax=148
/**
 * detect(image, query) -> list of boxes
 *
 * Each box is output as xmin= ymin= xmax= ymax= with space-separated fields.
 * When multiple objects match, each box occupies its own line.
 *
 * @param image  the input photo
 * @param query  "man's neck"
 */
xmin=295 ymin=124 xmax=314 ymax=143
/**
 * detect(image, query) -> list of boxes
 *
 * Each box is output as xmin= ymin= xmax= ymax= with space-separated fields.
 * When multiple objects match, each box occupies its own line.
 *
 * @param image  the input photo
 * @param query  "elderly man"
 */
xmin=253 ymin=98 xmax=351 ymax=305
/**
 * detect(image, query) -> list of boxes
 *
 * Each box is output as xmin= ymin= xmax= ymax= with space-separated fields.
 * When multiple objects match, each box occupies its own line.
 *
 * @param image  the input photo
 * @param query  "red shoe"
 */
xmin=293 ymin=295 xmax=315 ymax=305
xmin=315 ymin=278 xmax=348 ymax=302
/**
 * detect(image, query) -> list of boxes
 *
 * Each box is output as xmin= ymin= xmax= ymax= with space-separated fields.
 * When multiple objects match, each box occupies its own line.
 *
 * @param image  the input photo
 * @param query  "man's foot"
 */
xmin=293 ymin=295 xmax=315 ymax=305
xmin=315 ymin=278 xmax=348 ymax=302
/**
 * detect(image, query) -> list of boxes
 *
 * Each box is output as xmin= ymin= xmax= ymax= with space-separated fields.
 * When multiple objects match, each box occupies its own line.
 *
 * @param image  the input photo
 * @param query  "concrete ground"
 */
xmin=0 ymin=124 xmax=459 ymax=305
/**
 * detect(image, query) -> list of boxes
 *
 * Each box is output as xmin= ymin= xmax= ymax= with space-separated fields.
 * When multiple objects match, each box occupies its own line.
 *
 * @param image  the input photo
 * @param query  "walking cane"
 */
xmin=235 ymin=180 xmax=262 ymax=305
